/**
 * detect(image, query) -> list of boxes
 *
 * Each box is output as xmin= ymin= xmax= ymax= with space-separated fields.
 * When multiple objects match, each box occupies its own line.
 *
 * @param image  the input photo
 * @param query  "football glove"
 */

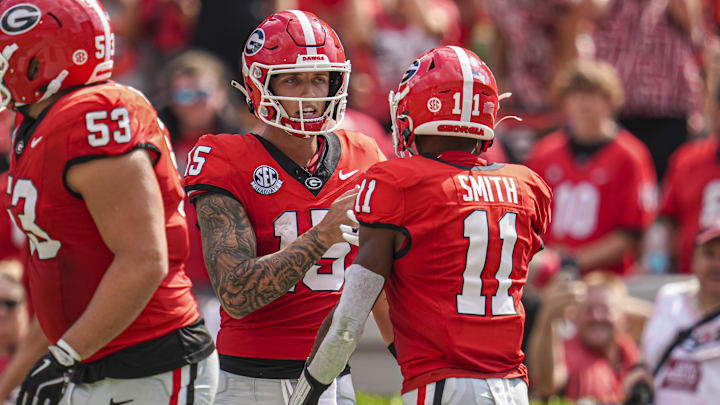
xmin=288 ymin=367 xmax=330 ymax=405
xmin=17 ymin=341 xmax=78 ymax=405
xmin=340 ymin=210 xmax=359 ymax=246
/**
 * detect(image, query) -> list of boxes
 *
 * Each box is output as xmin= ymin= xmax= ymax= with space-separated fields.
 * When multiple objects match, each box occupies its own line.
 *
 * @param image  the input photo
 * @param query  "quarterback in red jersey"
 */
xmin=527 ymin=60 xmax=657 ymax=276
xmin=291 ymin=46 xmax=552 ymax=405
xmin=1 ymin=1 xmax=218 ymax=404
xmin=182 ymin=10 xmax=391 ymax=405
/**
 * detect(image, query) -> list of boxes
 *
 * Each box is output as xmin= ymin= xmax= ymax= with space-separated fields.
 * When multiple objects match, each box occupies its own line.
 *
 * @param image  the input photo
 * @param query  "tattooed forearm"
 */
xmin=195 ymin=193 xmax=331 ymax=318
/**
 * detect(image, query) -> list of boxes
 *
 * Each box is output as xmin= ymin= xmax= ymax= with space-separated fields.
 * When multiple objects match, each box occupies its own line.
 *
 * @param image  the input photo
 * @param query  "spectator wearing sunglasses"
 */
xmin=157 ymin=50 xmax=240 ymax=175
xmin=156 ymin=50 xmax=241 ymax=340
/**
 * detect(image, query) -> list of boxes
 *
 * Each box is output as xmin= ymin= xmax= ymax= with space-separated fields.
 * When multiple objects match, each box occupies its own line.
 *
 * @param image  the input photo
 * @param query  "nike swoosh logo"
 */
xmin=338 ymin=170 xmax=359 ymax=180
xmin=30 ymin=359 xmax=51 ymax=377
xmin=30 ymin=136 xmax=43 ymax=148
xmin=109 ymin=399 xmax=134 ymax=405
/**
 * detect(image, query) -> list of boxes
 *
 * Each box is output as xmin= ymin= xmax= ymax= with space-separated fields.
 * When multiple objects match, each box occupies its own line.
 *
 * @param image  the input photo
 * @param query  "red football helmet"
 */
xmin=234 ymin=10 xmax=350 ymax=138
xmin=389 ymin=46 xmax=515 ymax=157
xmin=0 ymin=0 xmax=114 ymax=111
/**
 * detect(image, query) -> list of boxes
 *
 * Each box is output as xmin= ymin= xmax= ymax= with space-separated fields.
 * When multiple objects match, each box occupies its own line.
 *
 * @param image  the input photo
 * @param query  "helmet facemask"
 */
xmin=0 ymin=44 xmax=18 ymax=112
xmin=238 ymin=56 xmax=351 ymax=138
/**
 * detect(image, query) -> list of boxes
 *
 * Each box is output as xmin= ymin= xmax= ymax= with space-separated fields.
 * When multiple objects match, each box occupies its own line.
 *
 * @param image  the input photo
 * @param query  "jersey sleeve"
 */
xmin=59 ymin=90 xmax=164 ymax=164
xmin=181 ymin=134 xmax=239 ymax=203
xmin=355 ymin=163 xmax=405 ymax=227
xmin=527 ymin=169 xmax=553 ymax=237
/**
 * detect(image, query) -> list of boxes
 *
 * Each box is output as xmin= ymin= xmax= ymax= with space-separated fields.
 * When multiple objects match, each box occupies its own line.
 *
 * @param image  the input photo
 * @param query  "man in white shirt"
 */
xmin=643 ymin=217 xmax=720 ymax=405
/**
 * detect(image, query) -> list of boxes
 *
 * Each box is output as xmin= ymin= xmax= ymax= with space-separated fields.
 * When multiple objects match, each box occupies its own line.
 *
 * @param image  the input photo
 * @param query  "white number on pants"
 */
xmin=457 ymin=210 xmax=518 ymax=316
xmin=274 ymin=210 xmax=350 ymax=292
xmin=6 ymin=177 xmax=61 ymax=259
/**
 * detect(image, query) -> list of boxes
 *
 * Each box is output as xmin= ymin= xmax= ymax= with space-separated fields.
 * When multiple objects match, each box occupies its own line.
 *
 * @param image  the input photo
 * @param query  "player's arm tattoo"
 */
xmin=195 ymin=193 xmax=330 ymax=318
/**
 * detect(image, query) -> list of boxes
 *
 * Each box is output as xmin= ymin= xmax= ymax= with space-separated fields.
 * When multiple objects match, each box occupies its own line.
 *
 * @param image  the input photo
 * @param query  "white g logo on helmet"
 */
xmin=0 ymin=4 xmax=41 ymax=35
xmin=245 ymin=28 xmax=265 ymax=56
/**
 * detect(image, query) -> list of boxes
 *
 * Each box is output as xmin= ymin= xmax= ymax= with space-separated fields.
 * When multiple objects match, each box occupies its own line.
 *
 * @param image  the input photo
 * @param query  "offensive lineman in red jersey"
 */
xmin=182 ymin=10 xmax=392 ymax=405
xmin=290 ymin=46 xmax=552 ymax=405
xmin=0 ymin=1 xmax=218 ymax=404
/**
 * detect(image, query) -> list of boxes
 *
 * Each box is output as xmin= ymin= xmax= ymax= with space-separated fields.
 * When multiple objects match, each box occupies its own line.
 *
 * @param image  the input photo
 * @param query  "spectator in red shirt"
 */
xmin=661 ymin=89 xmax=720 ymax=273
xmin=527 ymin=60 xmax=657 ymax=276
xmin=529 ymin=272 xmax=640 ymax=403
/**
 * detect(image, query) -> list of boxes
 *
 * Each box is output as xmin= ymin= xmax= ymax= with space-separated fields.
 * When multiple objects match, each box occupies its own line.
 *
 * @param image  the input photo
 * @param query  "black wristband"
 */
xmin=289 ymin=367 xmax=331 ymax=405
xmin=387 ymin=342 xmax=397 ymax=359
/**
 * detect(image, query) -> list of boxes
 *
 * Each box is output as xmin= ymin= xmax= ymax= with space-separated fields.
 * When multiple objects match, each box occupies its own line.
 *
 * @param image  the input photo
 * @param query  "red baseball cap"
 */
xmin=696 ymin=218 xmax=720 ymax=245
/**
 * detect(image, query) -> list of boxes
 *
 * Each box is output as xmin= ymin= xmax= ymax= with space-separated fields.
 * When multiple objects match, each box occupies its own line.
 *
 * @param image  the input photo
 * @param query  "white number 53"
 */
xmin=85 ymin=107 xmax=131 ymax=147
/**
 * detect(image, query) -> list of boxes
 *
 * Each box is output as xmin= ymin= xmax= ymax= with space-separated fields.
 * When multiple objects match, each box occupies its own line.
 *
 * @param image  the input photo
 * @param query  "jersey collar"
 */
xmin=252 ymin=132 xmax=341 ymax=196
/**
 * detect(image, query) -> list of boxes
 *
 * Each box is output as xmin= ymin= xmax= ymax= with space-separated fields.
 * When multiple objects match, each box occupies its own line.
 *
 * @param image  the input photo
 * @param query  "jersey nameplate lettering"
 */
xmin=457 ymin=174 xmax=519 ymax=204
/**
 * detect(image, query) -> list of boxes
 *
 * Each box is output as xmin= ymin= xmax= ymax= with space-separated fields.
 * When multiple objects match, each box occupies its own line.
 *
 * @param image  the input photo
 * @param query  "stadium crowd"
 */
xmin=1 ymin=0 xmax=720 ymax=404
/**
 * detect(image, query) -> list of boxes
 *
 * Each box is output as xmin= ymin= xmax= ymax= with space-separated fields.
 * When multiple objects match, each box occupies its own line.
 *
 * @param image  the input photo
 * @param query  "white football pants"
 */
xmin=62 ymin=350 xmax=219 ymax=405
xmin=401 ymin=377 xmax=528 ymax=405
xmin=213 ymin=370 xmax=355 ymax=405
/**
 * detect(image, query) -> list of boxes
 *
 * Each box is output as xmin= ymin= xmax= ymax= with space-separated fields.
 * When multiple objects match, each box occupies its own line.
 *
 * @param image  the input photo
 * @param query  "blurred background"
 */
xmin=3 ymin=0 xmax=720 ymax=404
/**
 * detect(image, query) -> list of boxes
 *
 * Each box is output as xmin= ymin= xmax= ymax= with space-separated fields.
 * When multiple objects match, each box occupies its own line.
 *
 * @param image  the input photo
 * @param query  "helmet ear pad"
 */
xmin=27 ymin=57 xmax=40 ymax=81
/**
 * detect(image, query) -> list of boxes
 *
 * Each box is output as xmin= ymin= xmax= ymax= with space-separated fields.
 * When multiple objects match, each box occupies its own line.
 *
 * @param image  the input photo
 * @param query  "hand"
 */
xmin=539 ymin=278 xmax=586 ymax=322
xmin=288 ymin=367 xmax=330 ymax=405
xmin=17 ymin=350 xmax=74 ymax=405
xmin=339 ymin=210 xmax=359 ymax=246
xmin=317 ymin=186 xmax=360 ymax=245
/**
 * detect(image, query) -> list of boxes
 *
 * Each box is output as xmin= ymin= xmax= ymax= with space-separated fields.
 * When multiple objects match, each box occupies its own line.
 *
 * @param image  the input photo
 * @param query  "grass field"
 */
xmin=355 ymin=392 xmax=574 ymax=405
xmin=356 ymin=392 xmax=402 ymax=405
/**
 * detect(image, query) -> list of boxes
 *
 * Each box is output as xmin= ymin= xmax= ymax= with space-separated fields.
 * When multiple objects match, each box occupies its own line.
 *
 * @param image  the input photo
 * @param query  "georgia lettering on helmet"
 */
xmin=388 ymin=45 xmax=519 ymax=157
xmin=437 ymin=124 xmax=485 ymax=135
xmin=231 ymin=10 xmax=351 ymax=138
xmin=0 ymin=0 xmax=114 ymax=111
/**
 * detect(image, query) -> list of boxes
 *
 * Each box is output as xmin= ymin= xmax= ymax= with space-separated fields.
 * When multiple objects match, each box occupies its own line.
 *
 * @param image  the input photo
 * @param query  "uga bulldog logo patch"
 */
xmin=251 ymin=165 xmax=283 ymax=195
xmin=1 ymin=4 xmax=41 ymax=35
xmin=245 ymin=28 xmax=265 ymax=56
xmin=400 ymin=59 xmax=420 ymax=84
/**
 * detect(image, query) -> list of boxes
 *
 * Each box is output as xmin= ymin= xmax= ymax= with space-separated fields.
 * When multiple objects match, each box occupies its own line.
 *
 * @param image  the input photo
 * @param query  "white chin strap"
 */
xmin=37 ymin=69 xmax=70 ymax=103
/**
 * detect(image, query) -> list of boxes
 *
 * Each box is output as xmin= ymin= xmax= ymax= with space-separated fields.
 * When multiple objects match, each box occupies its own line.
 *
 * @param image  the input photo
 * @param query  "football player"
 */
xmin=526 ymin=60 xmax=657 ymax=276
xmin=1 ymin=1 xmax=218 ymax=404
xmin=182 ymin=10 xmax=392 ymax=405
xmin=289 ymin=46 xmax=552 ymax=405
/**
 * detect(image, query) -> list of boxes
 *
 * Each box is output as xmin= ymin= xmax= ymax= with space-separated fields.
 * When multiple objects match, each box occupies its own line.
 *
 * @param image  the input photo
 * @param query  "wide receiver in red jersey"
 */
xmin=290 ymin=46 xmax=552 ymax=405
xmin=182 ymin=10 xmax=391 ymax=405
xmin=0 ymin=0 xmax=218 ymax=404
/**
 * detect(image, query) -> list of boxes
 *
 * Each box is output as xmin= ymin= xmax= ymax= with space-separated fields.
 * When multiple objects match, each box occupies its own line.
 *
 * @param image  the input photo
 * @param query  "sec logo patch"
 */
xmin=251 ymin=165 xmax=283 ymax=195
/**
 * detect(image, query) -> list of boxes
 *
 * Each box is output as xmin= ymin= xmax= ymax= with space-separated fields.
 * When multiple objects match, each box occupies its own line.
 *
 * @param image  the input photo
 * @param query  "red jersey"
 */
xmin=661 ymin=136 xmax=720 ymax=273
xmin=526 ymin=130 xmax=657 ymax=275
xmin=3 ymin=82 xmax=199 ymax=362
xmin=354 ymin=151 xmax=552 ymax=394
xmin=182 ymin=130 xmax=384 ymax=360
